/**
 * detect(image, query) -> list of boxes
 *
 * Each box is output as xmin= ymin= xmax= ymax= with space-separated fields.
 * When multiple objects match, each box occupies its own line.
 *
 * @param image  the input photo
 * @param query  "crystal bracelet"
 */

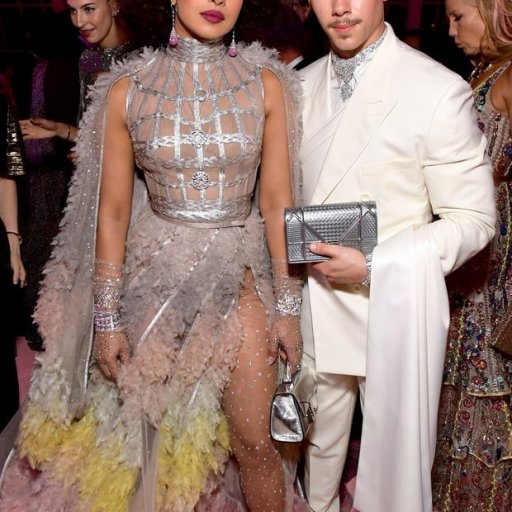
xmin=93 ymin=311 xmax=122 ymax=332
xmin=275 ymin=292 xmax=303 ymax=316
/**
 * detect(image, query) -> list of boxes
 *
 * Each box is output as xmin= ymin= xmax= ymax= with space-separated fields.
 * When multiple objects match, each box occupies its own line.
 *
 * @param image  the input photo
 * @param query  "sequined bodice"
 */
xmin=126 ymin=39 xmax=265 ymax=227
xmin=79 ymin=42 xmax=133 ymax=119
xmin=473 ymin=62 xmax=512 ymax=178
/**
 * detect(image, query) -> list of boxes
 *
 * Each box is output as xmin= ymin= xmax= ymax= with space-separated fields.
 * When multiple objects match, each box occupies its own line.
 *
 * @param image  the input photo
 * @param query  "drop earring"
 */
xmin=228 ymin=29 xmax=238 ymax=57
xmin=169 ymin=3 xmax=179 ymax=47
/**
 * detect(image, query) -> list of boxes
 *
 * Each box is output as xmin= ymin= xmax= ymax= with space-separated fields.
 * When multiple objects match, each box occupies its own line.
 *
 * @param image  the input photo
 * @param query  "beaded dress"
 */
xmin=78 ymin=42 xmax=134 ymax=118
xmin=0 ymin=39 xmax=303 ymax=512
xmin=432 ymin=62 xmax=512 ymax=512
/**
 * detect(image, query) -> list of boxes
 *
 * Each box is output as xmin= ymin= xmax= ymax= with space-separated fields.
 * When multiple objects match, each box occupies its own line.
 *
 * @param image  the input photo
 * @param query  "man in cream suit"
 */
xmin=299 ymin=1 xmax=496 ymax=511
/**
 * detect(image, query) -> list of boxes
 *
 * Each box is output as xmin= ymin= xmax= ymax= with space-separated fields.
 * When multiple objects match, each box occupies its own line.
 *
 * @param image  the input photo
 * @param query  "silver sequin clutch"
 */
xmin=285 ymin=202 xmax=378 ymax=263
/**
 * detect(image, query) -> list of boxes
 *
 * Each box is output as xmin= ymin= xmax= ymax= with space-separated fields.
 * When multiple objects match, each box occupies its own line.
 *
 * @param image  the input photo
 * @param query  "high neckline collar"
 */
xmin=169 ymin=37 xmax=227 ymax=63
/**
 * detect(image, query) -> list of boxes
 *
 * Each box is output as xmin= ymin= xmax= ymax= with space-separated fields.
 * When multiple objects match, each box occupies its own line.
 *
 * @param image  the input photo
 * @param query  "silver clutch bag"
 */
xmin=285 ymin=201 xmax=378 ymax=263
xmin=270 ymin=361 xmax=316 ymax=443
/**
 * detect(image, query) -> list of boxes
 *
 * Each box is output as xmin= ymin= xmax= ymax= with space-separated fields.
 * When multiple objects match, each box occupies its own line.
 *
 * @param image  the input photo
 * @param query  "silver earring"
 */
xmin=228 ymin=29 xmax=238 ymax=57
xmin=112 ymin=7 xmax=119 ymax=16
xmin=169 ymin=3 xmax=179 ymax=47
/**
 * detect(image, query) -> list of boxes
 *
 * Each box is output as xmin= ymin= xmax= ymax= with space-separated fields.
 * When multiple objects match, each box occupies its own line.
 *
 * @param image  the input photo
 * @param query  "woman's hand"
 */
xmin=67 ymin=151 xmax=78 ymax=164
xmin=7 ymin=234 xmax=25 ymax=286
xmin=95 ymin=331 xmax=131 ymax=382
xmin=269 ymin=315 xmax=303 ymax=373
xmin=19 ymin=118 xmax=71 ymax=140
xmin=9 ymin=243 xmax=25 ymax=286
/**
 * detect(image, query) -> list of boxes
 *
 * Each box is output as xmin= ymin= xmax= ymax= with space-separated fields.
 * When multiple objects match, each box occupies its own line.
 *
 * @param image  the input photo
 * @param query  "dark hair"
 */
xmin=236 ymin=0 xmax=284 ymax=45
xmin=238 ymin=2 xmax=305 ymax=52
xmin=24 ymin=11 xmax=82 ymax=59
xmin=119 ymin=0 xmax=173 ymax=48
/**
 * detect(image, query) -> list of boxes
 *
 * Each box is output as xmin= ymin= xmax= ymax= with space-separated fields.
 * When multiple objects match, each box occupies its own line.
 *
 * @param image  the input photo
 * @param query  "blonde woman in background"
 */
xmin=433 ymin=0 xmax=512 ymax=510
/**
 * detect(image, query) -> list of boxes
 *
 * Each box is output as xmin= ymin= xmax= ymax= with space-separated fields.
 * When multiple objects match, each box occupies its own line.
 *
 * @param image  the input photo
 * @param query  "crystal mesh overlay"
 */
xmin=127 ymin=38 xmax=264 ymax=227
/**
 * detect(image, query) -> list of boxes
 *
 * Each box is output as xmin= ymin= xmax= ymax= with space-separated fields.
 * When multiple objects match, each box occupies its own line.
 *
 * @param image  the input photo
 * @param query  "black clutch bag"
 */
xmin=284 ymin=202 xmax=378 ymax=263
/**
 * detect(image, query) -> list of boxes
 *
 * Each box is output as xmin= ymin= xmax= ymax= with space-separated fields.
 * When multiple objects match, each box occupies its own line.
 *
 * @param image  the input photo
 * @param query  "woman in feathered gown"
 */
xmin=0 ymin=1 xmax=306 ymax=511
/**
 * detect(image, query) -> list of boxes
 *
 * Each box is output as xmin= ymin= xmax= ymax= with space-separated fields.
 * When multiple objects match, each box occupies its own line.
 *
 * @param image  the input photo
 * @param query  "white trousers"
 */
xmin=303 ymin=344 xmax=366 ymax=512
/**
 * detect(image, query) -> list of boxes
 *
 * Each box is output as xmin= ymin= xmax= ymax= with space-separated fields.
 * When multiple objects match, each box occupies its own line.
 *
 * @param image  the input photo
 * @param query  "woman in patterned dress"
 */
xmin=433 ymin=1 xmax=512 ymax=510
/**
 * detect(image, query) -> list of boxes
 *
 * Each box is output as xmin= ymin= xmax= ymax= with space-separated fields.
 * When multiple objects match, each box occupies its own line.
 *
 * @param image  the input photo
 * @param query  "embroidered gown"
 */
xmin=0 ymin=40 xmax=304 ymax=512
xmin=432 ymin=63 xmax=512 ymax=512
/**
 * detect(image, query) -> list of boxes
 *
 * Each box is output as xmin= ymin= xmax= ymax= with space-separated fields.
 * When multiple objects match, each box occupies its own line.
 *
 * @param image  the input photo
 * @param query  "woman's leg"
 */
xmin=223 ymin=272 xmax=285 ymax=512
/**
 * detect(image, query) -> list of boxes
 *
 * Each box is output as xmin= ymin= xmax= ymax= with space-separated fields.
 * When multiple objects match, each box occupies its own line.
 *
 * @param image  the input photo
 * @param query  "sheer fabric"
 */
xmin=0 ymin=43 xmax=305 ymax=512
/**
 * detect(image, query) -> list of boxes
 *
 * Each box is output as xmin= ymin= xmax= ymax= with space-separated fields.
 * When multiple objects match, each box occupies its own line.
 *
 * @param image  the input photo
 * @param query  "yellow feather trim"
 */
xmin=156 ymin=411 xmax=230 ymax=512
xmin=18 ymin=406 xmax=137 ymax=511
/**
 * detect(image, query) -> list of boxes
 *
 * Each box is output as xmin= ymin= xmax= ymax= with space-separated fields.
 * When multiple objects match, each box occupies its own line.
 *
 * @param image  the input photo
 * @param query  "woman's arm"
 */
xmin=259 ymin=68 xmax=302 ymax=371
xmin=96 ymin=77 xmax=135 ymax=263
xmin=258 ymin=68 xmax=293 ymax=259
xmin=0 ymin=176 xmax=25 ymax=285
xmin=502 ymin=65 xmax=512 ymax=134
xmin=491 ymin=64 xmax=512 ymax=134
xmin=94 ymin=76 xmax=135 ymax=381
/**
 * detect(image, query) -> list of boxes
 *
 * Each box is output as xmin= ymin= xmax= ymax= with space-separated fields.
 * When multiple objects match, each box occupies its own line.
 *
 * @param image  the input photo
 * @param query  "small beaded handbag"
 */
xmin=491 ymin=308 xmax=512 ymax=358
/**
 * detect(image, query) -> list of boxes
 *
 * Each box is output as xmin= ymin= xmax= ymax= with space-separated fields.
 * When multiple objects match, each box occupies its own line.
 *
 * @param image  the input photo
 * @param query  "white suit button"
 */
xmin=360 ymin=194 xmax=370 ymax=202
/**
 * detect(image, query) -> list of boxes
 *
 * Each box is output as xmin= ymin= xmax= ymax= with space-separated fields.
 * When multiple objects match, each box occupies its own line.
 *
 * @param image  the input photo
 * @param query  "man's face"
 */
xmin=309 ymin=0 xmax=386 ymax=58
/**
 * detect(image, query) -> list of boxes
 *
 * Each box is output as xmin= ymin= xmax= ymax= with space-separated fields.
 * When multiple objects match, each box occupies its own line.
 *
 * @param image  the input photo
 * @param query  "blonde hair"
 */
xmin=474 ymin=0 xmax=512 ymax=60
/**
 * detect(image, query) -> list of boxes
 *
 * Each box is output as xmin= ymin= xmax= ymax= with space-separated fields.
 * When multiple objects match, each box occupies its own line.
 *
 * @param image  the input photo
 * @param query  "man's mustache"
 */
xmin=328 ymin=18 xmax=362 ymax=29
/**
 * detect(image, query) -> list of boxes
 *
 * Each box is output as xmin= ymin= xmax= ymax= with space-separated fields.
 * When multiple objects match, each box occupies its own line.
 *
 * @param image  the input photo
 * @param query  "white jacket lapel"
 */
xmin=311 ymin=29 xmax=399 ymax=204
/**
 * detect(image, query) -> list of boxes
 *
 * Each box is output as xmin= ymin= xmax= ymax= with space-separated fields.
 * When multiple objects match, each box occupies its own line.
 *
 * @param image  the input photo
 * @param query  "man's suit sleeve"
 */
xmin=423 ymin=78 xmax=496 ymax=275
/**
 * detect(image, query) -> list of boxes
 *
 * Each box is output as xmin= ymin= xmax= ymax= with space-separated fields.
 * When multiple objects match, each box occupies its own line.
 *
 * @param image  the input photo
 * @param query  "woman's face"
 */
xmin=173 ymin=0 xmax=244 ymax=41
xmin=67 ymin=0 xmax=120 ymax=48
xmin=446 ymin=0 xmax=488 ymax=56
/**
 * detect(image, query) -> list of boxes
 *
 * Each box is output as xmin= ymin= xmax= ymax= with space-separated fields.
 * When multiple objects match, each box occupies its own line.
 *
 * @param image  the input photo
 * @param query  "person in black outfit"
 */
xmin=0 ymin=74 xmax=25 ymax=431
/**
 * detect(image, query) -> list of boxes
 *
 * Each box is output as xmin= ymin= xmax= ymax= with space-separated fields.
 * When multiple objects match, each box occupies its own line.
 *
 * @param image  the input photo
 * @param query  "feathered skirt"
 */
xmin=0 ymin=200 xmax=276 ymax=512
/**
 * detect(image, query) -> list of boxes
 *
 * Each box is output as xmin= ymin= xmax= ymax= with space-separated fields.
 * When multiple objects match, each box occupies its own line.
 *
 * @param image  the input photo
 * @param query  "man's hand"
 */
xmin=310 ymin=243 xmax=367 ymax=285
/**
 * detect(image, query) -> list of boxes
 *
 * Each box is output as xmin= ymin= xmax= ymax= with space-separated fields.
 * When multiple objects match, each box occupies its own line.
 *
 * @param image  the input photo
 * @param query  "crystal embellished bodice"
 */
xmin=79 ymin=42 xmax=133 ymax=119
xmin=473 ymin=62 xmax=512 ymax=179
xmin=126 ymin=38 xmax=265 ymax=227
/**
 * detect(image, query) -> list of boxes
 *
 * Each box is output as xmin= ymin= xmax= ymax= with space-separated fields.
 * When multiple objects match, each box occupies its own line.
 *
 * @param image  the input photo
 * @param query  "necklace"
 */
xmin=469 ymin=59 xmax=509 ymax=91
xmin=331 ymin=27 xmax=386 ymax=103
